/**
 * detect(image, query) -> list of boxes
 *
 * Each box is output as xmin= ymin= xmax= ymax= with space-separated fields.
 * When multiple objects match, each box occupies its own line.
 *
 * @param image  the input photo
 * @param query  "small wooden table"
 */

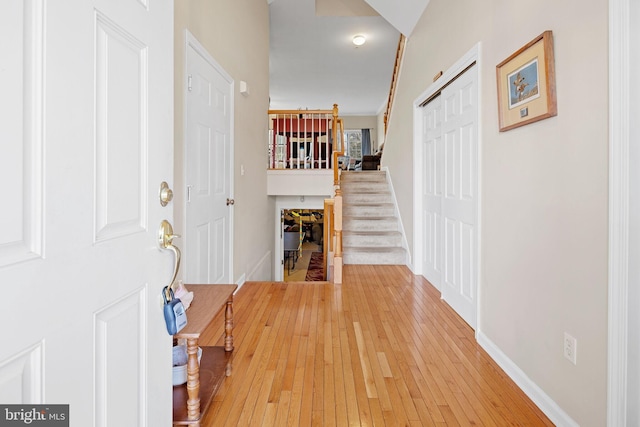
xmin=172 ymin=284 xmax=237 ymax=426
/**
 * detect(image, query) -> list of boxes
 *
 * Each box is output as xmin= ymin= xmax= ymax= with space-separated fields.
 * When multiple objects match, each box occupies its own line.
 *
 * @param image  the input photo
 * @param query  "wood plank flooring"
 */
xmin=198 ymin=265 xmax=553 ymax=426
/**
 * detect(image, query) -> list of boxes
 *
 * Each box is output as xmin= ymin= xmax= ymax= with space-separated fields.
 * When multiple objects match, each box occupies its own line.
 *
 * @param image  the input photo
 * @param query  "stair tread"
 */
xmin=343 ymin=246 xmax=406 ymax=252
xmin=342 ymin=230 xmax=402 ymax=236
xmin=345 ymin=202 xmax=394 ymax=206
xmin=342 ymin=188 xmax=389 ymax=192
xmin=344 ymin=216 xmax=397 ymax=220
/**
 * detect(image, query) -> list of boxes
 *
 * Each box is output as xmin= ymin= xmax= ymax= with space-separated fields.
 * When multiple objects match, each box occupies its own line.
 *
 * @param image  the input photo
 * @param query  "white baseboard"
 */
xmin=235 ymin=273 xmax=246 ymax=290
xmin=246 ymin=250 xmax=272 ymax=282
xmin=381 ymin=166 xmax=412 ymax=267
xmin=476 ymin=331 xmax=579 ymax=427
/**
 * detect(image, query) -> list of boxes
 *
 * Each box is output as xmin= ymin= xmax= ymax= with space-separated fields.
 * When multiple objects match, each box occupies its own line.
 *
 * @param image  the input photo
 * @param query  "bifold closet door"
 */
xmin=422 ymin=64 xmax=478 ymax=329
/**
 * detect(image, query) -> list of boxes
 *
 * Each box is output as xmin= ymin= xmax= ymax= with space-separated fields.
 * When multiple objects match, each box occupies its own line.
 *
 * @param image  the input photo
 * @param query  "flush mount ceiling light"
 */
xmin=352 ymin=35 xmax=366 ymax=47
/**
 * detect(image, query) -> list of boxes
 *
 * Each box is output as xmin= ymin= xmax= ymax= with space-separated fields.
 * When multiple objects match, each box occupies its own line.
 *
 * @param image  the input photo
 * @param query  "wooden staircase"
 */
xmin=341 ymin=171 xmax=407 ymax=265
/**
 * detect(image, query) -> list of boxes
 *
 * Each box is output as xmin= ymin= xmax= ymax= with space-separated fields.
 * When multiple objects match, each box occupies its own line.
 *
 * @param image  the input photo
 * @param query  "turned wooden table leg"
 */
xmin=224 ymin=295 xmax=234 ymax=352
xmin=185 ymin=337 xmax=201 ymax=421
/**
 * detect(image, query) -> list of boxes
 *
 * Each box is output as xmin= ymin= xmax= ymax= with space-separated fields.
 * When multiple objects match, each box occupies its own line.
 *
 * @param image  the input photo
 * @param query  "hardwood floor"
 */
xmin=198 ymin=265 xmax=553 ymax=426
xmin=284 ymin=242 xmax=321 ymax=282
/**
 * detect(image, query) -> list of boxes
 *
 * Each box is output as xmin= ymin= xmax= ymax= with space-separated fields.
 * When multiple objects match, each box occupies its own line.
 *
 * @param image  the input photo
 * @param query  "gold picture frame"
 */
xmin=496 ymin=30 xmax=557 ymax=132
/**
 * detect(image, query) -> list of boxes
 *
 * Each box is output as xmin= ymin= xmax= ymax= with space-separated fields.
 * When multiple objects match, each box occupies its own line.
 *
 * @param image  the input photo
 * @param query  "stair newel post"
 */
xmin=334 ymin=187 xmax=343 ymax=284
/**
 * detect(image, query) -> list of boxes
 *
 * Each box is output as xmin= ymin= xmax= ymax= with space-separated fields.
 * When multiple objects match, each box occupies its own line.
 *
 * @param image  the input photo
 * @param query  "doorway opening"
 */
xmin=282 ymin=209 xmax=324 ymax=281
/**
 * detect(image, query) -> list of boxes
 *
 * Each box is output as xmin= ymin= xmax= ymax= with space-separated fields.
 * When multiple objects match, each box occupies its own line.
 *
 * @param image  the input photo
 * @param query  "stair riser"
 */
xmin=342 ymin=193 xmax=393 ymax=204
xmin=342 ymin=183 xmax=388 ymax=192
xmin=343 ymin=218 xmax=398 ymax=232
xmin=343 ymin=205 xmax=395 ymax=216
xmin=343 ymin=234 xmax=402 ymax=247
xmin=340 ymin=171 xmax=387 ymax=181
xmin=341 ymin=176 xmax=387 ymax=183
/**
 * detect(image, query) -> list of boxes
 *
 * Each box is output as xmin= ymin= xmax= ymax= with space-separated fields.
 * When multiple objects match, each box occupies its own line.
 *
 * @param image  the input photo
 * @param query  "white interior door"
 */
xmin=421 ymin=64 xmax=478 ymax=329
xmin=185 ymin=37 xmax=233 ymax=284
xmin=0 ymin=1 xmax=174 ymax=426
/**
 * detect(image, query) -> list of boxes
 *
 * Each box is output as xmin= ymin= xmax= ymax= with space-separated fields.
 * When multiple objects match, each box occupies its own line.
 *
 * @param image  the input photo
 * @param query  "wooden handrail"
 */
xmin=383 ymin=34 xmax=406 ymax=137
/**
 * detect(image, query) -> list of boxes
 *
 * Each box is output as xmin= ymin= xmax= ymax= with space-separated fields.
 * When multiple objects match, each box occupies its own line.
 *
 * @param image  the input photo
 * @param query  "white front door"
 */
xmin=185 ymin=37 xmax=233 ymax=284
xmin=0 ymin=1 xmax=174 ymax=425
xmin=421 ymin=64 xmax=478 ymax=329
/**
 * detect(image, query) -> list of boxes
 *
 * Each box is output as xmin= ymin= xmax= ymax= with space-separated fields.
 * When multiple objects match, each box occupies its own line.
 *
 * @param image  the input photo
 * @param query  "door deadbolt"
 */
xmin=159 ymin=181 xmax=173 ymax=207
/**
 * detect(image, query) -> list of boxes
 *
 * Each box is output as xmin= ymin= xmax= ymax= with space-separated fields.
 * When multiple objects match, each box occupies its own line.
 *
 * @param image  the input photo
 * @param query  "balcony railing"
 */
xmin=268 ymin=108 xmax=342 ymax=171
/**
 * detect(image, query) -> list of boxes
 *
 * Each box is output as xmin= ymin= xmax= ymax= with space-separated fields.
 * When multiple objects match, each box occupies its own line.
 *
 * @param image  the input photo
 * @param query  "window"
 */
xmin=344 ymin=130 xmax=362 ymax=160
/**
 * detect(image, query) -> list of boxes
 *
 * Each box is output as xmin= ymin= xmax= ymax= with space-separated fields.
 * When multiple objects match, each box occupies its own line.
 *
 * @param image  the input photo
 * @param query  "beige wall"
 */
xmin=376 ymin=111 xmax=385 ymax=152
xmin=174 ymin=0 xmax=273 ymax=281
xmin=384 ymin=0 xmax=608 ymax=425
xmin=342 ymin=115 xmax=377 ymax=130
xmin=342 ymin=115 xmax=378 ymax=152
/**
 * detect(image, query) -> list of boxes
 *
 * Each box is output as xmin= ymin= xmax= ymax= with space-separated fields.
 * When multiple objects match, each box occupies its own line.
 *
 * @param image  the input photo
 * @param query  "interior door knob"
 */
xmin=158 ymin=220 xmax=180 ymax=249
xmin=158 ymin=220 xmax=181 ymax=289
xmin=226 ymin=198 xmax=235 ymax=206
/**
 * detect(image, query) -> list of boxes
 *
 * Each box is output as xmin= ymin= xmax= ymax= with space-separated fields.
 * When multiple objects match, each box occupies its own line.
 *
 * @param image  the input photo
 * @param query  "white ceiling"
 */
xmin=363 ymin=0 xmax=430 ymax=37
xmin=268 ymin=0 xmax=406 ymax=116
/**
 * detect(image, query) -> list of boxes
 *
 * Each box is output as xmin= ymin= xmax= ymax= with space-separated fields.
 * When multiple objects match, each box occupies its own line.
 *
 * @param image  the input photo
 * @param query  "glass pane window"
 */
xmin=344 ymin=130 xmax=362 ymax=160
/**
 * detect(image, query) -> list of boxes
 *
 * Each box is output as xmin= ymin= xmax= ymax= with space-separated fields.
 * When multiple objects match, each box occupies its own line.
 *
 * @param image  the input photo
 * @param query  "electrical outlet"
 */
xmin=564 ymin=332 xmax=577 ymax=365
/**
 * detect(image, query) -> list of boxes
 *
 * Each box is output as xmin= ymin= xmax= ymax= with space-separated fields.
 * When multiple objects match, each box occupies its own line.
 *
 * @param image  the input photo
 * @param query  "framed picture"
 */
xmin=496 ymin=30 xmax=557 ymax=132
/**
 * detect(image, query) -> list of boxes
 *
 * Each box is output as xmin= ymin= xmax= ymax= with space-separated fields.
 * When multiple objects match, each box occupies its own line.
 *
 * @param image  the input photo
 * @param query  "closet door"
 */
xmin=422 ymin=64 xmax=478 ymax=329
xmin=422 ymin=95 xmax=444 ymax=289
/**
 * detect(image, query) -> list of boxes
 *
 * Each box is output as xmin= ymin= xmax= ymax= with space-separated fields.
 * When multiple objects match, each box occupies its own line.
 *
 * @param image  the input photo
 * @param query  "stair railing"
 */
xmin=383 ymin=34 xmax=406 ymax=138
xmin=268 ymin=108 xmax=336 ymax=170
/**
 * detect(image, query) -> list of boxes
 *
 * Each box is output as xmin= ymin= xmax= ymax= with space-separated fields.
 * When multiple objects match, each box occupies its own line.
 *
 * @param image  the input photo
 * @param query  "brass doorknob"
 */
xmin=158 ymin=220 xmax=181 ymax=289
xmin=158 ymin=220 xmax=180 ymax=249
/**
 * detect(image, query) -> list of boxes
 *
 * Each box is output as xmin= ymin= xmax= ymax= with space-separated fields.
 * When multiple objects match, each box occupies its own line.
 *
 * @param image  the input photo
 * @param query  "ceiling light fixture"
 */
xmin=352 ymin=35 xmax=366 ymax=47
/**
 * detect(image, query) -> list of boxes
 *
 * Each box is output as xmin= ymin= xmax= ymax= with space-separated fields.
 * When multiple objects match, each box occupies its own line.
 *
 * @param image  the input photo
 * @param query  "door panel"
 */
xmin=95 ymin=13 xmax=147 ymax=241
xmin=185 ymin=41 xmax=232 ymax=284
xmin=94 ymin=288 xmax=146 ymax=427
xmin=0 ymin=0 xmax=44 ymax=267
xmin=441 ymin=65 xmax=478 ymax=328
xmin=0 ymin=343 xmax=43 ymax=404
xmin=422 ymin=95 xmax=443 ymax=287
xmin=0 ymin=1 xmax=174 ymax=425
